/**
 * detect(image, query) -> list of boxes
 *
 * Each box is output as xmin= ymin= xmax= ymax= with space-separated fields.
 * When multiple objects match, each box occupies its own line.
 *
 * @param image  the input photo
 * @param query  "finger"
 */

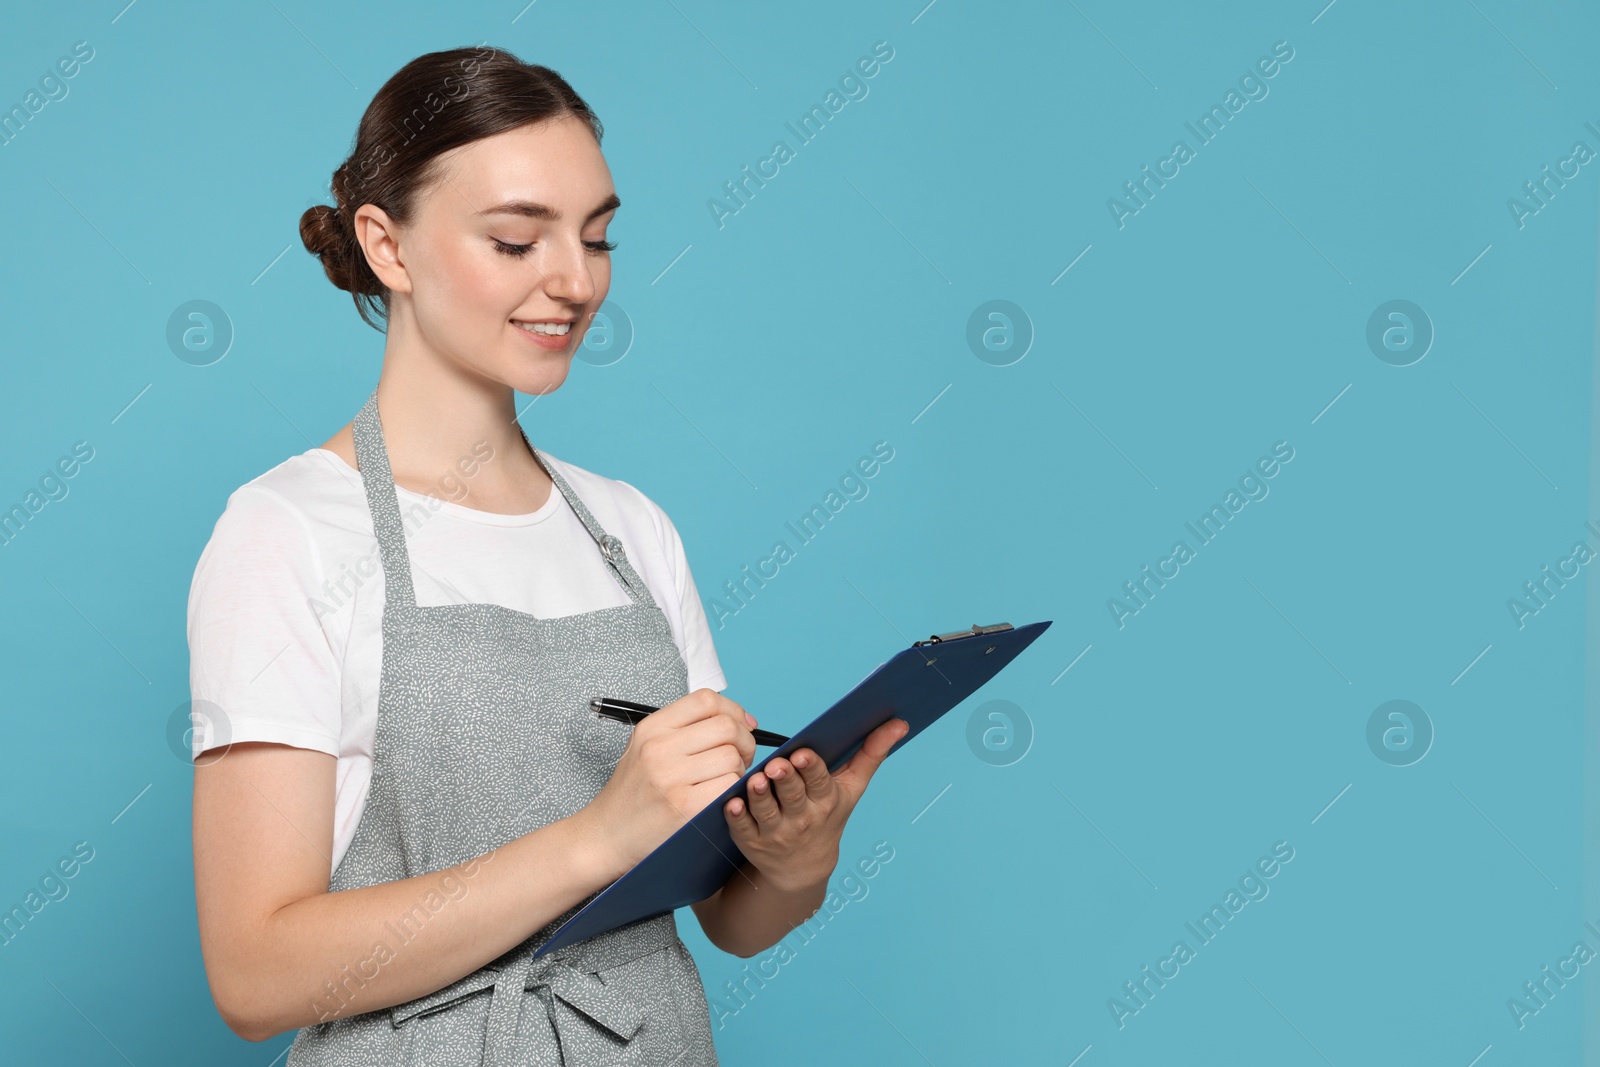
xmin=733 ymin=720 xmax=756 ymax=768
xmin=683 ymin=746 xmax=749 ymax=793
xmin=724 ymin=794 xmax=756 ymax=841
xmin=744 ymin=770 xmax=781 ymax=826
xmin=832 ymin=718 xmax=910 ymax=807
xmin=789 ymin=749 xmax=833 ymax=801
xmin=673 ymin=712 xmax=755 ymax=769
xmin=676 ymin=702 xmax=755 ymax=767
xmin=686 ymin=771 xmax=743 ymax=818
xmin=652 ymin=688 xmax=747 ymax=731
xmin=764 ymin=757 xmax=808 ymax=810
xmin=721 ymin=700 xmax=759 ymax=764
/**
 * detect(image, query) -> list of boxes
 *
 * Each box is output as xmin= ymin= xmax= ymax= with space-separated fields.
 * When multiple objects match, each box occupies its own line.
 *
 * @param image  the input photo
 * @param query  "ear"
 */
xmin=353 ymin=204 xmax=412 ymax=295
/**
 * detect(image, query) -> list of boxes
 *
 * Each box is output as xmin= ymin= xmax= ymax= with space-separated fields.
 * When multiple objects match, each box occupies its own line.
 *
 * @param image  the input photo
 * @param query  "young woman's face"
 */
xmin=394 ymin=116 xmax=617 ymax=395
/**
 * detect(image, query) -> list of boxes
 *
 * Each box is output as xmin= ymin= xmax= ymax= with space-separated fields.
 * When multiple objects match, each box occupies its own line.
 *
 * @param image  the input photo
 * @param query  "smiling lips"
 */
xmin=513 ymin=319 xmax=574 ymax=350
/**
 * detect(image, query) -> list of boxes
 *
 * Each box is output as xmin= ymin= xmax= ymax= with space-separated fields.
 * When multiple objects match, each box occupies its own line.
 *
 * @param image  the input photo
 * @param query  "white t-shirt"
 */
xmin=185 ymin=445 xmax=727 ymax=873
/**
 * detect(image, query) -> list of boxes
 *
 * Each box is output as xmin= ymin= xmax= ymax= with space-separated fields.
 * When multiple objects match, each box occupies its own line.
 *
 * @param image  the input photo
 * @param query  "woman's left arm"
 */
xmin=690 ymin=717 xmax=909 ymax=958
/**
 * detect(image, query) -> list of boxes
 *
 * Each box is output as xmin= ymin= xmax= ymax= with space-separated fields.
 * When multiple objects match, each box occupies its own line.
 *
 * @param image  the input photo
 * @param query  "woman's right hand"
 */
xmin=578 ymin=688 xmax=758 ymax=878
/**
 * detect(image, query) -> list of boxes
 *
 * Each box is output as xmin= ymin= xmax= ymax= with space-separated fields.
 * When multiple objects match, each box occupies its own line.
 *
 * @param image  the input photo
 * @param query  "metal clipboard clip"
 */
xmin=912 ymin=622 xmax=1014 ymax=648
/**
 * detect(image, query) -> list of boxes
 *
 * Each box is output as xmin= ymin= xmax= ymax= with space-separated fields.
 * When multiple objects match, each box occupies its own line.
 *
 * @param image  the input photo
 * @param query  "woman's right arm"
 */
xmin=194 ymin=740 xmax=610 ymax=1041
xmin=193 ymin=689 xmax=755 ymax=1042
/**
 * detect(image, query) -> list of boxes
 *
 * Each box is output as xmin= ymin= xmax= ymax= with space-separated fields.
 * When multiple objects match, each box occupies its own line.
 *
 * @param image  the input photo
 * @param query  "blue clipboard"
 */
xmin=533 ymin=619 xmax=1052 ymax=958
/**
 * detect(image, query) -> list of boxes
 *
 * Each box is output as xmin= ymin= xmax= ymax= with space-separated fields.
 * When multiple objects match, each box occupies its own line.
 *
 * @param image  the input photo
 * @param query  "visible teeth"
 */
xmin=518 ymin=321 xmax=571 ymax=336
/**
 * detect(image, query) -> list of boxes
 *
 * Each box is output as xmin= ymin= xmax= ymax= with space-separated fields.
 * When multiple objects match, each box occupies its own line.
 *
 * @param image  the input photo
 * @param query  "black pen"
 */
xmin=589 ymin=696 xmax=790 ymax=747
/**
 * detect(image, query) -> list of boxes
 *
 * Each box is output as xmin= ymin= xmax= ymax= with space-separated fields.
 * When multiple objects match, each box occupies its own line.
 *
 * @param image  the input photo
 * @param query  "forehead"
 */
xmin=424 ymin=117 xmax=613 ymax=214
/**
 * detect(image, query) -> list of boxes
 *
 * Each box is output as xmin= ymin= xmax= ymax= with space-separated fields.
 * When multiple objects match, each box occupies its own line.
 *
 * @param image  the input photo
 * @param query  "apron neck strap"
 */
xmin=352 ymin=389 xmax=418 ymax=609
xmin=350 ymin=388 xmax=657 ymax=611
xmin=512 ymin=423 xmax=653 ymax=608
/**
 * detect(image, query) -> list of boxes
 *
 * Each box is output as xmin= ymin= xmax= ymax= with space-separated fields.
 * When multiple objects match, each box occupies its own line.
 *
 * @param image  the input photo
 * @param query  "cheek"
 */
xmin=416 ymin=235 xmax=516 ymax=328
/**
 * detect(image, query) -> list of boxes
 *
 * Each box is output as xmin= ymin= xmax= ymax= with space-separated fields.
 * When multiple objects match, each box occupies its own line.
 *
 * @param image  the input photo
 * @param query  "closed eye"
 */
xmin=492 ymin=238 xmax=617 ymax=257
xmin=492 ymin=238 xmax=532 ymax=257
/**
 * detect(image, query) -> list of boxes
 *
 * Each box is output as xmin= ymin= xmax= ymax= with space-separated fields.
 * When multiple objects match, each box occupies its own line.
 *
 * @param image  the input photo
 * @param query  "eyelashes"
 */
xmin=491 ymin=238 xmax=617 ymax=257
xmin=492 ymin=239 xmax=532 ymax=257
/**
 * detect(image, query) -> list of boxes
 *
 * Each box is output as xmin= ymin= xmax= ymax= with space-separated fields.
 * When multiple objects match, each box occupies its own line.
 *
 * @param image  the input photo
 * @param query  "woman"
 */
xmin=187 ymin=45 xmax=908 ymax=1065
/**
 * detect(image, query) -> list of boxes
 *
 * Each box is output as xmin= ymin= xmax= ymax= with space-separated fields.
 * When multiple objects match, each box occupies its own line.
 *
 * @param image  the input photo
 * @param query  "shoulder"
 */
xmin=538 ymin=450 xmax=669 ymax=539
xmin=213 ymin=449 xmax=368 ymax=529
xmin=243 ymin=448 xmax=369 ymax=520
xmin=536 ymin=451 xmax=698 ymax=588
xmin=192 ymin=450 xmax=369 ymax=579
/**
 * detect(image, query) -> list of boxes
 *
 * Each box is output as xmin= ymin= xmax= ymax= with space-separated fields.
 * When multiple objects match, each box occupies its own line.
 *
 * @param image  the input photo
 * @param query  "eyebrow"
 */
xmin=479 ymin=192 xmax=621 ymax=222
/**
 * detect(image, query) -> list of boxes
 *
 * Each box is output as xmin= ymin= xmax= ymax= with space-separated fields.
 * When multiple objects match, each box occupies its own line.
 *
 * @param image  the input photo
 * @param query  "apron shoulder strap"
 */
xmin=349 ymin=388 xmax=658 ymax=614
xmin=517 ymin=426 xmax=656 ymax=610
xmin=351 ymin=389 xmax=418 ymax=609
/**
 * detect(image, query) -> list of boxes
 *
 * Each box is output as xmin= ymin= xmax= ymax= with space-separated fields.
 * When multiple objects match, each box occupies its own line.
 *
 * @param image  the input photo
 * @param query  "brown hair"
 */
xmin=299 ymin=45 xmax=603 ymax=331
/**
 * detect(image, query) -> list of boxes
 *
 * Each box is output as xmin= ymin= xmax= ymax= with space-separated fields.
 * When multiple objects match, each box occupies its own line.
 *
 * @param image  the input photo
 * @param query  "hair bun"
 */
xmin=298 ymin=203 xmax=357 ymax=293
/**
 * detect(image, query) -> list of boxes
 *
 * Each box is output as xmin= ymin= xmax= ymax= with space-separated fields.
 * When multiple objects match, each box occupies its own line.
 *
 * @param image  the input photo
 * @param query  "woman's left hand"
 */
xmin=722 ymin=717 xmax=910 ymax=893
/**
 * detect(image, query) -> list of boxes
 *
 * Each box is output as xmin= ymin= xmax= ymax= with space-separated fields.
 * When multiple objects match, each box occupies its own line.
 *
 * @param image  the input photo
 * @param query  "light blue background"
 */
xmin=0 ymin=0 xmax=1595 ymax=1063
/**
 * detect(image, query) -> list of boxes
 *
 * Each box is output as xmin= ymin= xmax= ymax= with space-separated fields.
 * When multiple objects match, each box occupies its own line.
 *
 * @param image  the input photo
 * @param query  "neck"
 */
xmin=370 ymin=311 xmax=553 ymax=506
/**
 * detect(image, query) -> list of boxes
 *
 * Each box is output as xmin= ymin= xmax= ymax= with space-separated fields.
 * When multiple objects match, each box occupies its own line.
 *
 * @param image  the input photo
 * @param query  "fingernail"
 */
xmin=793 ymin=753 xmax=807 ymax=768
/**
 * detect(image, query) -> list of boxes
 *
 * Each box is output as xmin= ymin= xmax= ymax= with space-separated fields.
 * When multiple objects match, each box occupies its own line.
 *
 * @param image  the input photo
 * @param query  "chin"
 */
xmin=503 ymin=362 xmax=572 ymax=398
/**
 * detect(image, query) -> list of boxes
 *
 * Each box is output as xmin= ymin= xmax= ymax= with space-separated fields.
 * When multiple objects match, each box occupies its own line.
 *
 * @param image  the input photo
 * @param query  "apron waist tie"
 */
xmin=390 ymin=914 xmax=677 ymax=1066
xmin=483 ymin=949 xmax=646 ymax=1065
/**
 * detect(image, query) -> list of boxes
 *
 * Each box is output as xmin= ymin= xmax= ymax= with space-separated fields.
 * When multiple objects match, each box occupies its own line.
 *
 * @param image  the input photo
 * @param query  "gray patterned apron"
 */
xmin=287 ymin=390 xmax=720 ymax=1066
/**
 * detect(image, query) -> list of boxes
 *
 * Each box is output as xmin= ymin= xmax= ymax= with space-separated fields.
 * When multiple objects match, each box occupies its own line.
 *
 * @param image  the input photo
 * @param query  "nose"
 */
xmin=538 ymin=235 xmax=597 ymax=307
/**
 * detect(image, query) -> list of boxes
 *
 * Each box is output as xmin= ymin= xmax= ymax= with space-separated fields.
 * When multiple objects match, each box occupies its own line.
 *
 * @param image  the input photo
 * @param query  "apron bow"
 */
xmin=483 ymin=948 xmax=647 ymax=1065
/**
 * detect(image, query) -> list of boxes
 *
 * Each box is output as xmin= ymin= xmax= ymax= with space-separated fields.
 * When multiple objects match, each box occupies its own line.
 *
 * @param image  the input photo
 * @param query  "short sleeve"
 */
xmin=185 ymin=484 xmax=343 ymax=758
xmin=625 ymin=486 xmax=727 ymax=694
